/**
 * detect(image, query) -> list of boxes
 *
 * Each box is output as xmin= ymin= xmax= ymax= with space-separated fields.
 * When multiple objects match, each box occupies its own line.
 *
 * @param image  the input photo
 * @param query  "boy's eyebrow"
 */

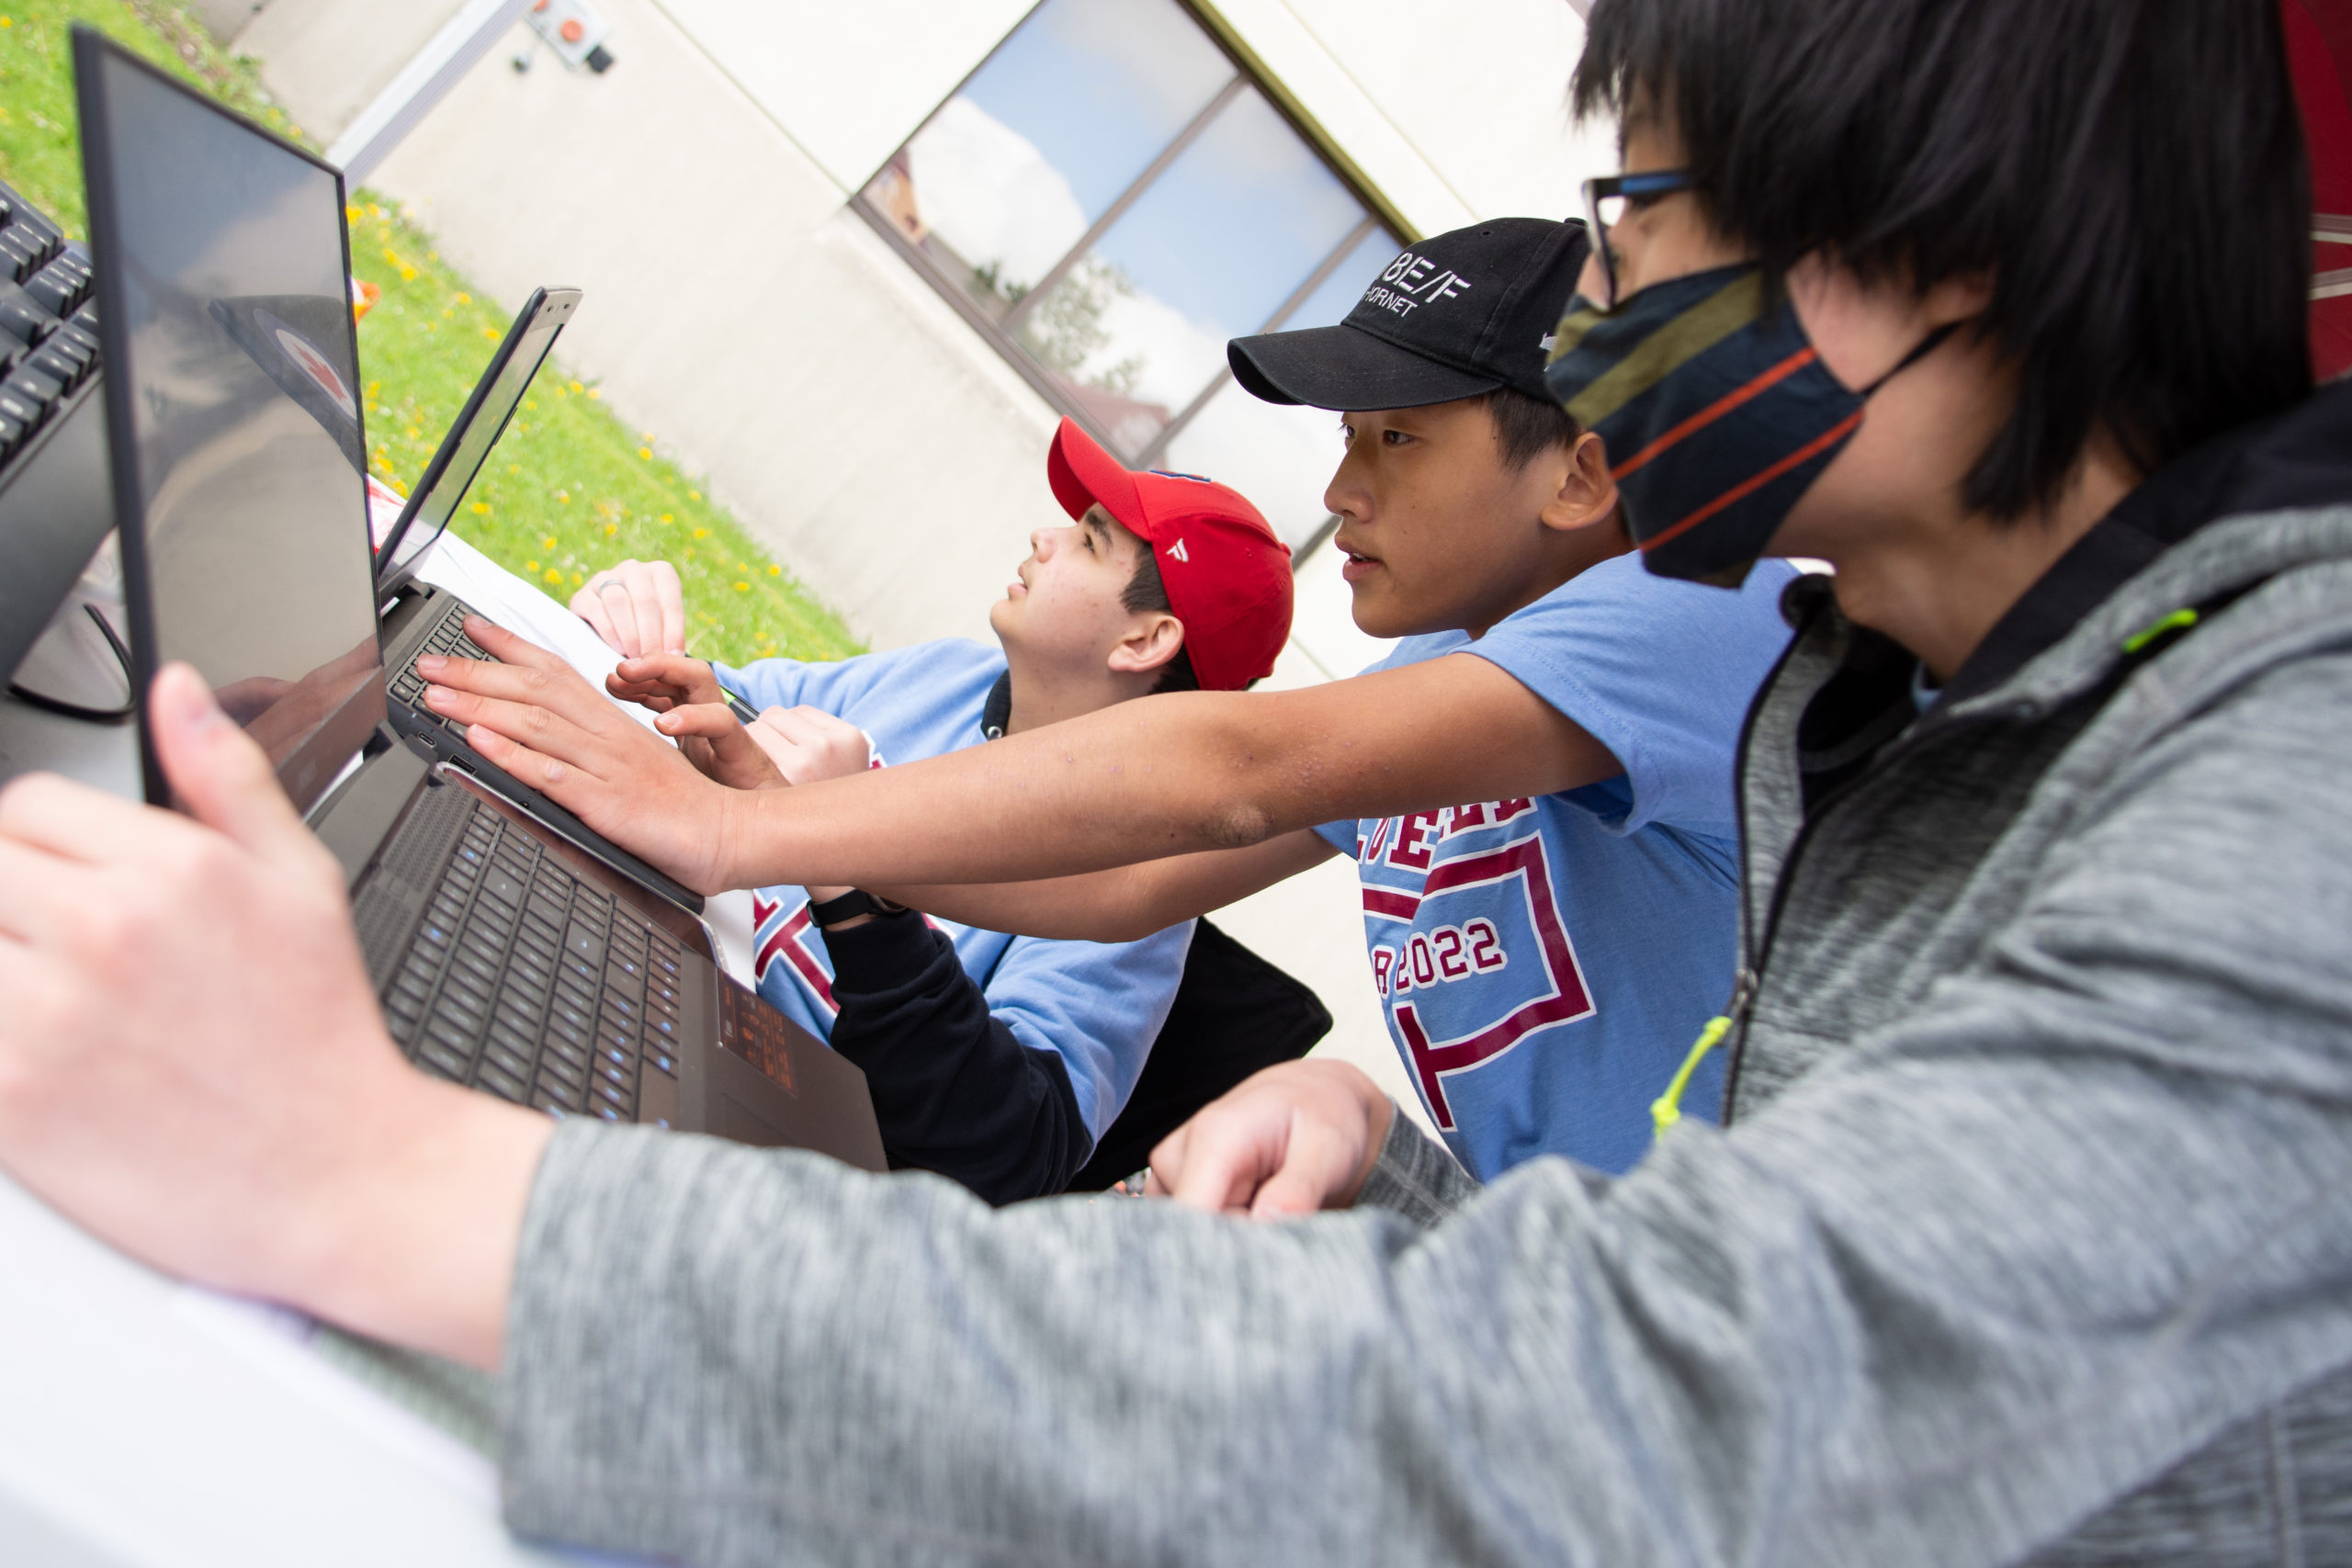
xmin=1082 ymin=510 xmax=1114 ymax=547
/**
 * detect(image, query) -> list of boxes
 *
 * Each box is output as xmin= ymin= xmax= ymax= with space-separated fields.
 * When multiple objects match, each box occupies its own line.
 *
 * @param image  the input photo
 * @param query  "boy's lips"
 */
xmin=1336 ymin=537 xmax=1382 ymax=584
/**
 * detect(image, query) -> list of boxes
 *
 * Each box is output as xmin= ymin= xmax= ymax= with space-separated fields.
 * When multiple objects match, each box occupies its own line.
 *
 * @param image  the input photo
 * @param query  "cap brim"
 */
xmin=1046 ymin=417 xmax=1143 ymax=530
xmin=1228 ymin=323 xmax=1502 ymax=412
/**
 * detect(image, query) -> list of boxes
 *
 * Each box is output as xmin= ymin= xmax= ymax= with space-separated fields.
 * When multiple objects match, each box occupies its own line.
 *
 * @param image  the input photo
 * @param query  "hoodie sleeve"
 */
xmin=819 ymin=908 xmax=1092 ymax=1204
xmin=500 ymin=645 xmax=2352 ymax=1568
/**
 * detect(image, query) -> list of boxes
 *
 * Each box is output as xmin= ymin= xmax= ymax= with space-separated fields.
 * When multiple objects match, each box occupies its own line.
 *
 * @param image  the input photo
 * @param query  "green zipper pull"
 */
xmin=2121 ymin=607 xmax=2199 ymax=656
xmin=1651 ymin=1014 xmax=1733 ymax=1139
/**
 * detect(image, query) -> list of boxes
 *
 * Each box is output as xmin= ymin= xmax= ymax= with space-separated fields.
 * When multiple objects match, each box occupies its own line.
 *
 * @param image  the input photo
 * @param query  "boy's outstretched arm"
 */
xmin=880 ymin=829 xmax=1340 ymax=942
xmin=417 ymin=619 xmax=1618 ymax=896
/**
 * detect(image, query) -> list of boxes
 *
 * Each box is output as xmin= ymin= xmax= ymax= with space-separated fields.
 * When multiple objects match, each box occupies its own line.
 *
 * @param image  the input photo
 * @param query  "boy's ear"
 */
xmin=1107 ymin=613 xmax=1186 ymax=678
xmin=1538 ymin=429 xmax=1622 ymax=536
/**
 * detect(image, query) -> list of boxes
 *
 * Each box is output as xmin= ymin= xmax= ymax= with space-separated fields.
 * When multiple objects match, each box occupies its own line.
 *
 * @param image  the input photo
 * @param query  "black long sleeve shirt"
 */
xmin=820 ymin=909 xmax=1091 ymax=1205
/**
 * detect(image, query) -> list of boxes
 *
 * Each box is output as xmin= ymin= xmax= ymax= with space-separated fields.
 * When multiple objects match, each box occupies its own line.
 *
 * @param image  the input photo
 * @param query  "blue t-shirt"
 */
xmin=716 ymin=640 xmax=1194 ymax=1141
xmin=1316 ymin=554 xmax=1796 ymax=1179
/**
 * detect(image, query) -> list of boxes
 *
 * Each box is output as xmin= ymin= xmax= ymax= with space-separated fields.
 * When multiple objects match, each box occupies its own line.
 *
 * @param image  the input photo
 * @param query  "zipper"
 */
xmin=1718 ymin=684 xmax=2030 ymax=1121
xmin=1715 ymin=573 xmax=2269 ymax=1122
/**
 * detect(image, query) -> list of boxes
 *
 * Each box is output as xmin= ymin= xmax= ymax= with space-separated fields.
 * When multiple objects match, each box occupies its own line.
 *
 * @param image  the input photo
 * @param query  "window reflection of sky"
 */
xmin=959 ymin=0 xmax=1230 ymax=228
xmin=1091 ymin=89 xmax=1363 ymax=338
xmin=870 ymin=0 xmax=1414 ymax=555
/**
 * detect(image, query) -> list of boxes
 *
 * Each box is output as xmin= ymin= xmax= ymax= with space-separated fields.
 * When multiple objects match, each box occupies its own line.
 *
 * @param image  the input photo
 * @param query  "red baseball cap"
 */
xmin=1044 ymin=418 xmax=1293 ymax=692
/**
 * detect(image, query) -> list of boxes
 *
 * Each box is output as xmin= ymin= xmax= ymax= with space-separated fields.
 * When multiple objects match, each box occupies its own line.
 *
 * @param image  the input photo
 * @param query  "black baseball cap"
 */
xmin=1228 ymin=218 xmax=1589 ymax=412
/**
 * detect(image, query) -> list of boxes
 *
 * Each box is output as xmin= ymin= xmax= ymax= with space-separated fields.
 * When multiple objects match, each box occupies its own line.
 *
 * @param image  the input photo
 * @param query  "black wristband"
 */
xmin=808 ymin=889 xmax=908 ymax=929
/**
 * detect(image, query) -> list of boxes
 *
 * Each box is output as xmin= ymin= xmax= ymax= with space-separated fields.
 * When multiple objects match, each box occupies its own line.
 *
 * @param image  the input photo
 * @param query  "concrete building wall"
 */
xmin=218 ymin=0 xmax=1614 ymax=1134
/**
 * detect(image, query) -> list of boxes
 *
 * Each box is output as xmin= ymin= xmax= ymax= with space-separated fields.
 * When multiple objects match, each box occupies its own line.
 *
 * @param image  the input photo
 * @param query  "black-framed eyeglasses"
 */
xmin=1582 ymin=169 xmax=1694 ymax=309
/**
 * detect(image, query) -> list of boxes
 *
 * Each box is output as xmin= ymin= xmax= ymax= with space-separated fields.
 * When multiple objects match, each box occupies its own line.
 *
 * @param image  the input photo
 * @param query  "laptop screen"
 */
xmin=376 ymin=288 xmax=575 ymax=587
xmin=78 ymin=32 xmax=383 ymax=813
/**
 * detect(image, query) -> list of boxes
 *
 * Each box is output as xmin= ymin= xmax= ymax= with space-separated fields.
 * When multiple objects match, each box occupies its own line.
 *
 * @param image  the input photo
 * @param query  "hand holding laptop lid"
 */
xmin=0 ymin=663 xmax=548 ymax=1371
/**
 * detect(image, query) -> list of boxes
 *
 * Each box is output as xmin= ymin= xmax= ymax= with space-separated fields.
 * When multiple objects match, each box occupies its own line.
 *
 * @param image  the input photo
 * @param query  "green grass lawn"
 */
xmin=0 ymin=0 xmax=860 ymax=667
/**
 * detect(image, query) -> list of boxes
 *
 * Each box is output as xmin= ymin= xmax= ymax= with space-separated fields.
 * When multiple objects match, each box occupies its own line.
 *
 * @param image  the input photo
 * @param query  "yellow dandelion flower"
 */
xmin=507 ymin=463 xmax=519 ymax=474
xmin=638 ymin=446 xmax=651 ymax=460
xmin=587 ymin=389 xmax=600 ymax=400
xmin=556 ymin=490 xmax=570 ymax=502
xmin=525 ymin=560 xmax=538 ymax=572
xmin=471 ymin=502 xmax=490 ymax=514
xmin=571 ymin=572 xmax=583 ymax=586
xmin=733 ymin=581 xmax=749 ymax=592
xmin=345 ymin=204 xmax=359 ymax=222
xmin=544 ymin=568 xmax=563 ymax=584
xmin=604 ymin=523 xmax=617 ymax=536
xmin=693 ymin=527 xmax=709 ymax=540
xmin=768 ymin=564 xmax=781 ymax=576
xmin=524 ymin=398 xmax=537 ymax=411
xmin=541 ymin=535 xmax=557 ymax=549
xmin=568 ymin=380 xmax=582 ymax=393
xmin=659 ymin=513 xmax=673 ymax=524
xmin=368 ymin=204 xmax=385 ymax=220
xmin=405 ymin=426 xmax=421 ymax=438
xmin=481 ymin=326 xmax=499 ymax=341
xmin=687 ymin=490 xmax=701 ymax=501
xmin=456 ymin=292 xmax=469 ymax=304
xmin=400 ymin=267 xmax=416 ymax=281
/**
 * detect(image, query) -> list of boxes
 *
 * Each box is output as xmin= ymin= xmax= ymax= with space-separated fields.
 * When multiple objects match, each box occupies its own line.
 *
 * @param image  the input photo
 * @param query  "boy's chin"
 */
xmin=1346 ymin=583 xmax=1417 ymax=641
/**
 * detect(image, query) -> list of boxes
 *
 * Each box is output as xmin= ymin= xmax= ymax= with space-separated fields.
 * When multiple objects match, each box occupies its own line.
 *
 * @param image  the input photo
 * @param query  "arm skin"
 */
xmin=416 ymin=618 xmax=1619 ymax=897
xmin=882 ymin=829 xmax=1341 ymax=943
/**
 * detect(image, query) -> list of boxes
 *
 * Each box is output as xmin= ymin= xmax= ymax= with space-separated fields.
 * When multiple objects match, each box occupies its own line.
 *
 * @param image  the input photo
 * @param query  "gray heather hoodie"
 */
xmin=498 ymin=385 xmax=2352 ymax=1567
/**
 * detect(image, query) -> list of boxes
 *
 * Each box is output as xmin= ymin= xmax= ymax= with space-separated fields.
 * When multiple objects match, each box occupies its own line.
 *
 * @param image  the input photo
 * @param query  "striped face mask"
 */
xmin=1544 ymin=264 xmax=1951 ymax=584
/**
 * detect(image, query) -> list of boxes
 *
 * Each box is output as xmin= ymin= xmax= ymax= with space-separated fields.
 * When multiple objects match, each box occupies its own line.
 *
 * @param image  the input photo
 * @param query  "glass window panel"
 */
xmin=1160 ymin=378 xmax=1345 ymax=552
xmin=1015 ymin=87 xmax=1370 ymax=456
xmin=1276 ymin=226 xmax=1408 ymax=332
xmin=869 ymin=0 xmax=1233 ymax=304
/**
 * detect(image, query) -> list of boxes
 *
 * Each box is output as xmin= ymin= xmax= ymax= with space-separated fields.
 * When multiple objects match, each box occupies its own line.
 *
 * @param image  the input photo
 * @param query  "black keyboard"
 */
xmin=387 ymin=599 xmax=493 ymax=728
xmin=0 ymin=178 xmax=98 ymax=470
xmin=363 ymin=779 xmax=688 ymax=1122
xmin=379 ymin=588 xmax=706 ymax=915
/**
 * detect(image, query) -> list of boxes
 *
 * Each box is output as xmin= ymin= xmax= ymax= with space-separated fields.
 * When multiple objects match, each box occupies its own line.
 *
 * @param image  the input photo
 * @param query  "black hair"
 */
xmin=1482 ymin=385 xmax=1581 ymax=470
xmin=1573 ymin=0 xmax=2312 ymax=520
xmin=1119 ymin=546 xmax=1202 ymax=695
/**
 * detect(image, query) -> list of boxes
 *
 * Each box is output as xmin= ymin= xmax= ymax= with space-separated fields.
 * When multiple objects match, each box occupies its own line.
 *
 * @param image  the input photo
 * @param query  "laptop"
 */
xmin=74 ymin=27 xmax=884 ymax=1163
xmin=347 ymin=287 xmax=706 ymax=915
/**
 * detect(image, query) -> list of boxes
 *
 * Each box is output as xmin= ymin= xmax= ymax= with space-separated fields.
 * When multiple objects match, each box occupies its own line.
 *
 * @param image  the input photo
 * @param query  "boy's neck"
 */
xmin=1000 ymin=653 xmax=1153 ymax=736
xmin=1826 ymin=442 xmax=2140 ymax=682
xmin=1461 ymin=520 xmax=1631 ymax=641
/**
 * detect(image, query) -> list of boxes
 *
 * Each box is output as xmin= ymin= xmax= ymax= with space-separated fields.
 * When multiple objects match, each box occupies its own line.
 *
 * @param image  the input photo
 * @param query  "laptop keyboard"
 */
xmin=387 ymin=598 xmax=491 ymax=742
xmin=376 ymin=786 xmax=688 ymax=1121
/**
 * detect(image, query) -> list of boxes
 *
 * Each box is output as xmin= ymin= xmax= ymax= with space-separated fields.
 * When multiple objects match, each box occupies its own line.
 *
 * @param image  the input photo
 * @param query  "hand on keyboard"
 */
xmin=602 ymin=652 xmax=788 ymax=793
xmin=415 ymin=615 xmax=752 ymax=896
